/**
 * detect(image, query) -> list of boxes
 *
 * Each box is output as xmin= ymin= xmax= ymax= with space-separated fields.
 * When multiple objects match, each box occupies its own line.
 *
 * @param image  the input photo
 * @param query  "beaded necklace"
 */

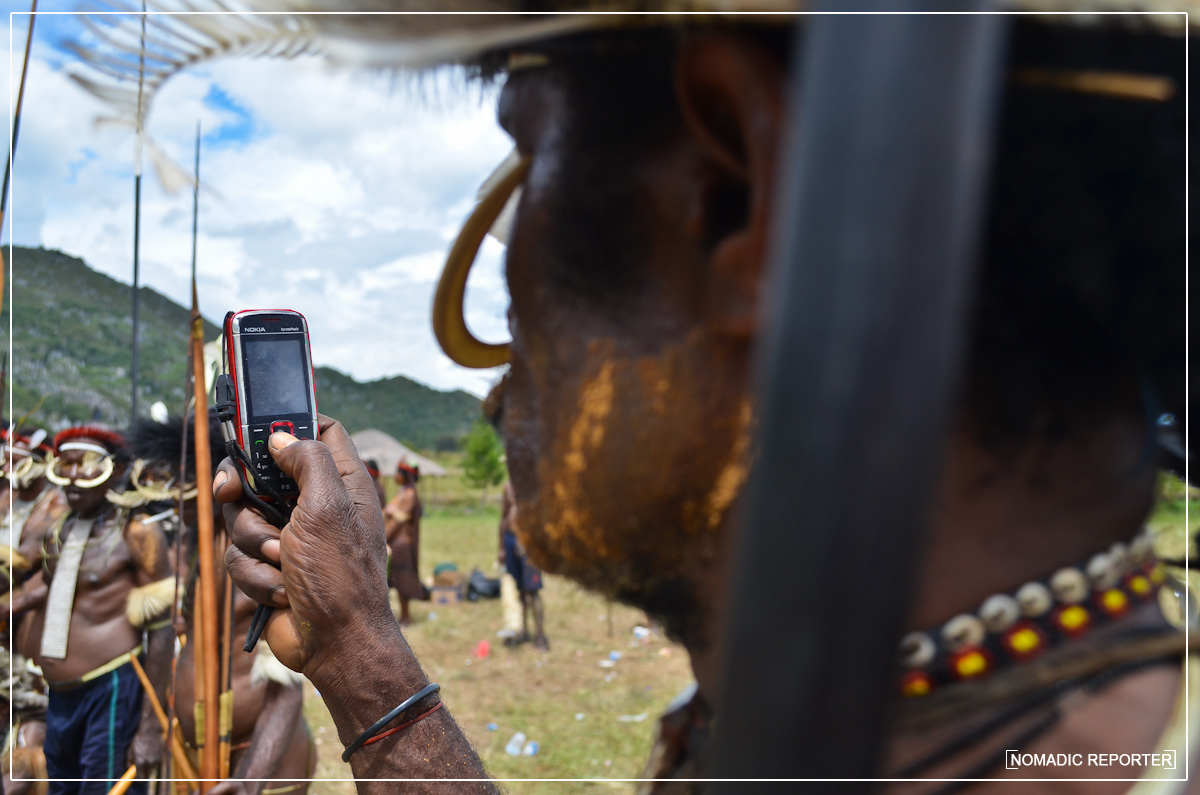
xmin=898 ymin=531 xmax=1164 ymax=699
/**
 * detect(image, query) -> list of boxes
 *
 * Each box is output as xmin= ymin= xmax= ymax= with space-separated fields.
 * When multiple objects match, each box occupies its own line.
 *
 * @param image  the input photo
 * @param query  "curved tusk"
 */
xmin=432 ymin=153 xmax=530 ymax=369
xmin=43 ymin=455 xmax=71 ymax=487
xmin=74 ymin=457 xmax=115 ymax=489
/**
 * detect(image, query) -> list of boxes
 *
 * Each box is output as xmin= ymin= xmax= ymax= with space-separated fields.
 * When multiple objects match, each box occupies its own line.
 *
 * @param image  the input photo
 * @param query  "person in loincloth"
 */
xmin=2 ymin=427 xmax=68 ymax=795
xmin=383 ymin=460 xmax=428 ymax=627
xmin=498 ymin=480 xmax=547 ymax=650
xmin=126 ymin=415 xmax=315 ymax=795
xmin=24 ymin=426 xmax=173 ymax=795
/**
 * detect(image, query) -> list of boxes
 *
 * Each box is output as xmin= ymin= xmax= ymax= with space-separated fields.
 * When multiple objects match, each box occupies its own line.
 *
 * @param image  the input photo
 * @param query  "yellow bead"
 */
xmin=1009 ymin=627 xmax=1041 ymax=654
xmin=1060 ymin=605 xmax=1089 ymax=630
xmin=956 ymin=651 xmax=989 ymax=678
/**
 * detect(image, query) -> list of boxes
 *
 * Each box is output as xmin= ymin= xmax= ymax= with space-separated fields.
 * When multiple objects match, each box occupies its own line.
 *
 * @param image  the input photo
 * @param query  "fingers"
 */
xmin=225 ymin=545 xmax=289 ymax=607
xmin=277 ymin=415 xmax=380 ymax=517
xmin=225 ymin=496 xmax=282 ymax=563
xmin=316 ymin=414 xmax=369 ymax=480
xmin=263 ymin=429 xmax=345 ymax=498
xmin=318 ymin=415 xmax=383 ymax=511
xmin=212 ymin=459 xmax=242 ymax=504
xmin=263 ymin=609 xmax=307 ymax=671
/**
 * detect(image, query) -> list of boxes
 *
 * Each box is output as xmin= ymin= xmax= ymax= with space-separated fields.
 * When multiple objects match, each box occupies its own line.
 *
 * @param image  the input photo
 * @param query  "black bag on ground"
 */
xmin=466 ymin=568 xmax=501 ymax=601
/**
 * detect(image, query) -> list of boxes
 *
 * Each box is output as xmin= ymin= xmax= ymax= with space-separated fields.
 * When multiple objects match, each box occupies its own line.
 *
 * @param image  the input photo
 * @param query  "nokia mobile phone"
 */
xmin=221 ymin=309 xmax=319 ymax=500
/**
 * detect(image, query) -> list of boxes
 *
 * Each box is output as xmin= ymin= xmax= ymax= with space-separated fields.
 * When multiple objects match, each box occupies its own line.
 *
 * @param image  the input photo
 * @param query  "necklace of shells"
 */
xmin=898 ymin=530 xmax=1163 ymax=699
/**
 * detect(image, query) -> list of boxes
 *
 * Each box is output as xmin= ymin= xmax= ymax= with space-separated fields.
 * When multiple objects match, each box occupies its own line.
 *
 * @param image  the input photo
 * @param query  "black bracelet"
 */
xmin=342 ymin=682 xmax=441 ymax=762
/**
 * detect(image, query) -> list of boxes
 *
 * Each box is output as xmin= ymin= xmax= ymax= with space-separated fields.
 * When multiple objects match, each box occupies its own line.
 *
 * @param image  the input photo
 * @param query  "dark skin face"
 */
xmin=56 ymin=448 xmax=126 ymax=517
xmin=1 ymin=440 xmax=25 ymax=478
xmin=492 ymin=34 xmax=784 ymax=651
xmin=2 ymin=440 xmax=44 ymax=502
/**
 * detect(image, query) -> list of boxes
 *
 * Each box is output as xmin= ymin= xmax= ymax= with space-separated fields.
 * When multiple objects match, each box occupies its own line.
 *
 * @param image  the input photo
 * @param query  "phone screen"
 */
xmin=243 ymin=336 xmax=311 ymax=418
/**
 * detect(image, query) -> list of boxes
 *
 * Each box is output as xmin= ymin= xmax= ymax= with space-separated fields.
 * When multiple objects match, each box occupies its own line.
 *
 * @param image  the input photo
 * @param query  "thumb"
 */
xmin=266 ymin=432 xmax=341 ymax=496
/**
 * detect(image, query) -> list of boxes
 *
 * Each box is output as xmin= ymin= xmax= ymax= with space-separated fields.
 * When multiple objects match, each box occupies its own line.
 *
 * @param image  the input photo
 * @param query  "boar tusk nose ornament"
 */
xmin=432 ymin=152 xmax=530 ymax=369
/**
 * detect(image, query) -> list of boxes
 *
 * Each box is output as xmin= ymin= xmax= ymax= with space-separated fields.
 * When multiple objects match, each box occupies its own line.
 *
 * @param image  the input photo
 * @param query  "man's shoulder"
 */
xmin=124 ymin=511 xmax=170 ymax=546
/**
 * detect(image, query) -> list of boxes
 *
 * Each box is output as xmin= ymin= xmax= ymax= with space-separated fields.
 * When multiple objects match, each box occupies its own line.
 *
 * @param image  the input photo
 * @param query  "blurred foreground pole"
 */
xmin=712 ymin=7 xmax=1006 ymax=786
xmin=1 ymin=0 xmax=38 ymax=322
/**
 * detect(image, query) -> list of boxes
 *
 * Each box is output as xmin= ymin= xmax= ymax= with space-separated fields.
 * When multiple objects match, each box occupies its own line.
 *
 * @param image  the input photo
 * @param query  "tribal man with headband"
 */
xmin=127 ymin=416 xmax=315 ymax=795
xmin=2 ymin=428 xmax=65 ymax=571
xmin=25 ymin=426 xmax=172 ymax=794
xmin=383 ymin=460 xmax=428 ymax=627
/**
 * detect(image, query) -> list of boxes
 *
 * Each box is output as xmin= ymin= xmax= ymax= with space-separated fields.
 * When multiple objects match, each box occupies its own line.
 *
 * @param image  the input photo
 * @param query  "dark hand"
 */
xmin=128 ymin=723 xmax=164 ymax=770
xmin=208 ymin=780 xmax=253 ymax=795
xmin=217 ymin=415 xmax=393 ymax=678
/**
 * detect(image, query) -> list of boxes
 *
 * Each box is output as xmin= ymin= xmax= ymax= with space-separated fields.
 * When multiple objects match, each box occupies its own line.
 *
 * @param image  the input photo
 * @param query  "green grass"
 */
xmin=302 ymin=505 xmax=694 ymax=794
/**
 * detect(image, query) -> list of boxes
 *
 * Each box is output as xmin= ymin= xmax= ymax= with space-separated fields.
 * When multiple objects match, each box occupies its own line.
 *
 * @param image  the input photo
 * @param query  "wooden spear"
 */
xmin=129 ymin=655 xmax=200 ymax=784
xmin=189 ymin=129 xmax=220 ymax=787
xmin=0 ymin=0 xmax=38 ymax=315
xmin=218 ymin=542 xmax=234 ymax=780
xmin=106 ymin=764 xmax=139 ymax=795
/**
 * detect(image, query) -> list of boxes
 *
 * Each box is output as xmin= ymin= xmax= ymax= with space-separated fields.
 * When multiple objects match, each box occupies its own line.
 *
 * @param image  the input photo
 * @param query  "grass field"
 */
xmin=300 ymin=505 xmax=694 ymax=795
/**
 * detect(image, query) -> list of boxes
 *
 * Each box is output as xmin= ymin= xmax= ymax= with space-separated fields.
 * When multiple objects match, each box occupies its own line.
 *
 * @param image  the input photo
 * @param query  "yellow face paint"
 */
xmin=538 ymin=359 xmax=616 ymax=564
xmin=703 ymin=399 xmax=754 ymax=531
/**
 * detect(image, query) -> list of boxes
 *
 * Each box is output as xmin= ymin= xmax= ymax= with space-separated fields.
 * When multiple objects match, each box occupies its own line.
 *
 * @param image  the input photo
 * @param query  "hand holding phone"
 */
xmin=214 ymin=308 xmax=319 ymax=651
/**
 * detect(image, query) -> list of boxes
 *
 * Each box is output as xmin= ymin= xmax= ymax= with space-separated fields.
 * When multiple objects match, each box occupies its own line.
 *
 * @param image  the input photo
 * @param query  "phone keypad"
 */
xmin=241 ymin=421 xmax=314 ymax=498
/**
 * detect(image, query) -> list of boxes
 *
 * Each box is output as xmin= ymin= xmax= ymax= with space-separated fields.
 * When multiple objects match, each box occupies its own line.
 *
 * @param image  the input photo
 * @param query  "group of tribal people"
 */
xmin=1 ymin=416 xmax=313 ymax=795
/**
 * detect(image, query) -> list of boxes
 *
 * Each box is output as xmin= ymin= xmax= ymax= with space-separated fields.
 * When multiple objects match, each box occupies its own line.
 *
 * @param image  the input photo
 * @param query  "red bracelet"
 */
xmin=361 ymin=700 xmax=445 ymax=748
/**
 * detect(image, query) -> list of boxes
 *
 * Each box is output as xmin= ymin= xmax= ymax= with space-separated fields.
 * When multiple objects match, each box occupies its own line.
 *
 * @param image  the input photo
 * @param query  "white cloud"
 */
xmin=6 ymin=7 xmax=514 ymax=398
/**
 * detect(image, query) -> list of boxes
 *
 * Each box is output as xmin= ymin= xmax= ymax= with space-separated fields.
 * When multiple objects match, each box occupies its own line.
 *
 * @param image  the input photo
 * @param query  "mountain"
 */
xmin=1 ymin=246 xmax=481 ymax=450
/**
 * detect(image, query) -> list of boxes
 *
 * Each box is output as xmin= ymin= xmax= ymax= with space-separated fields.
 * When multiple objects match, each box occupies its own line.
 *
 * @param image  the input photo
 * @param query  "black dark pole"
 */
xmin=191 ymin=123 xmax=200 ymax=284
xmin=130 ymin=3 xmax=146 ymax=421
xmin=712 ymin=7 xmax=1006 ymax=785
xmin=131 ymin=174 xmax=141 ymax=419
xmin=1 ymin=0 xmax=38 ymax=332
xmin=0 ymin=0 xmax=37 ymax=223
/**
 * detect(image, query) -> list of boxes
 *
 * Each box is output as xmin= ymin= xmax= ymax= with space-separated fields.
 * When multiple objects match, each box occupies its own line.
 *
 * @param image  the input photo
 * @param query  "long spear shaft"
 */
xmin=130 ymin=4 xmax=147 ymax=421
xmin=1 ymin=0 xmax=38 ymax=331
xmin=188 ymin=126 xmax=220 ymax=790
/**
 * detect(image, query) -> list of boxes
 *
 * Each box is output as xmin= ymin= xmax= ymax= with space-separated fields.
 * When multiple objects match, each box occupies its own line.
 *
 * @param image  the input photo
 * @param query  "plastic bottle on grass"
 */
xmin=505 ymin=731 xmax=526 ymax=756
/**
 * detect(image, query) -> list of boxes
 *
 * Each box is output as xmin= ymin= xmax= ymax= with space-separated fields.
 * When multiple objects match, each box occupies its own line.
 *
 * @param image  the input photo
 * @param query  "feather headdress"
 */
xmin=69 ymin=0 xmax=1198 ymax=192
xmin=126 ymin=411 xmax=223 ymax=479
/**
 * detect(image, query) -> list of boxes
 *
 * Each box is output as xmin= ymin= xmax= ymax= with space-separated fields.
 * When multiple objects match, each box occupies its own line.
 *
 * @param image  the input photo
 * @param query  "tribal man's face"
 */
xmin=489 ymin=40 xmax=777 ymax=644
xmin=2 ymin=441 xmax=30 ymax=478
xmin=57 ymin=448 xmax=116 ymax=515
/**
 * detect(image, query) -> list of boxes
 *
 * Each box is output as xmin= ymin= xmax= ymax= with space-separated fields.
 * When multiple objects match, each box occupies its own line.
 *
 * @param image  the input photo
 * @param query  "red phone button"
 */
xmin=270 ymin=420 xmax=295 ymax=435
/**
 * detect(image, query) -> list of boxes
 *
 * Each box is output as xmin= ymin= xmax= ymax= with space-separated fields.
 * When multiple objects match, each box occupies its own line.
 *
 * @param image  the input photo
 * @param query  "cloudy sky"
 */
xmin=3 ymin=3 xmax=513 ymax=398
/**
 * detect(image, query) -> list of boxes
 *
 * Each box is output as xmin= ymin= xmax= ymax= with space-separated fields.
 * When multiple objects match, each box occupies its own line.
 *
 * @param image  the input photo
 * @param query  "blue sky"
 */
xmin=3 ymin=2 xmax=514 ymax=398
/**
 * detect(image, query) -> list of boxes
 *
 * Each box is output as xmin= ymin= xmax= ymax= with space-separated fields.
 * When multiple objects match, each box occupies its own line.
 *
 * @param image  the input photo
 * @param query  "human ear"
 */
xmin=676 ymin=33 xmax=785 ymax=339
